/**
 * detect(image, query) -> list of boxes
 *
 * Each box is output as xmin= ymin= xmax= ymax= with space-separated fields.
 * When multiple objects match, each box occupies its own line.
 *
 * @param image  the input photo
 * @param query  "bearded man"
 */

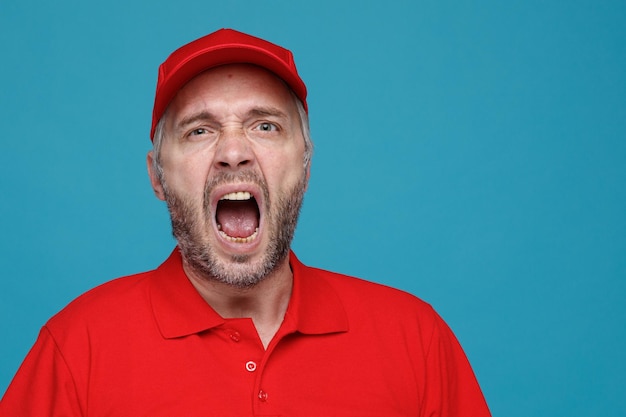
xmin=0 ymin=29 xmax=491 ymax=416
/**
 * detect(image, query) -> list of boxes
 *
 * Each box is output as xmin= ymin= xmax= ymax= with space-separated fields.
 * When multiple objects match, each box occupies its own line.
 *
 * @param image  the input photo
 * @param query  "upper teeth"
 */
xmin=220 ymin=191 xmax=252 ymax=201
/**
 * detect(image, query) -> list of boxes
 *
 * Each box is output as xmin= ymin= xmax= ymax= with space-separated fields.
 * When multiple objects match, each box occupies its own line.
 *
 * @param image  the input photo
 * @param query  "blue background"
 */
xmin=1 ymin=1 xmax=625 ymax=415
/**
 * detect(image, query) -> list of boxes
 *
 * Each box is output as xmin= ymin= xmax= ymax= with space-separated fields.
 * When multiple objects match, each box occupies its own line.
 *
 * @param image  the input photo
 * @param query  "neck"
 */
xmin=182 ymin=256 xmax=293 ymax=349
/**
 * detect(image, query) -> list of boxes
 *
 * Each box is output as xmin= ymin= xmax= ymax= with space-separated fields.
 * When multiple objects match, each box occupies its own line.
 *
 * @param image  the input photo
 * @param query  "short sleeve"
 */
xmin=0 ymin=326 xmax=83 ymax=417
xmin=420 ymin=310 xmax=491 ymax=417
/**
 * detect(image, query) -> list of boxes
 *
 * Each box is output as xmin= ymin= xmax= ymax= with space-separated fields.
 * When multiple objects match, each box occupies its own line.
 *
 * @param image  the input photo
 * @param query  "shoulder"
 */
xmin=294 ymin=256 xmax=439 ymax=326
xmin=45 ymin=269 xmax=155 ymax=338
xmin=293 ymin=257 xmax=453 ymax=360
xmin=319 ymin=266 xmax=425 ymax=303
xmin=306 ymin=260 xmax=430 ymax=303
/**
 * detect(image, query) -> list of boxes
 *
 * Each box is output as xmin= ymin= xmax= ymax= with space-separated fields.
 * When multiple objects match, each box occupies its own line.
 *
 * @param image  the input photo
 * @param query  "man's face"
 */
xmin=149 ymin=64 xmax=309 ymax=287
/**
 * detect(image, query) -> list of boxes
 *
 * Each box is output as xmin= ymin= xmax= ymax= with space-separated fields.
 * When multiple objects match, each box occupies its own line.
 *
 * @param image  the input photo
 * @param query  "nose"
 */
xmin=213 ymin=127 xmax=254 ymax=170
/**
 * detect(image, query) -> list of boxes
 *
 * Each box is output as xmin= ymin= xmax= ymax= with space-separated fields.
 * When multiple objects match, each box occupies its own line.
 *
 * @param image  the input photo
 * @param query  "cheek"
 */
xmin=161 ymin=154 xmax=212 ymax=195
xmin=161 ymin=176 xmax=208 ymax=216
xmin=265 ymin=143 xmax=306 ymax=174
xmin=266 ymin=154 xmax=304 ymax=186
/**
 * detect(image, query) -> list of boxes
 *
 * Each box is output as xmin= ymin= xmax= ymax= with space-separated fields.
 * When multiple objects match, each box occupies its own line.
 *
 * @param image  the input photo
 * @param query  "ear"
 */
xmin=147 ymin=151 xmax=166 ymax=201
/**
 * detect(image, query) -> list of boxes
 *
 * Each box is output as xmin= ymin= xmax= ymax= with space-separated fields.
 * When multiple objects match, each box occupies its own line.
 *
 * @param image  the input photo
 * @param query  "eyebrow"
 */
xmin=175 ymin=111 xmax=218 ymax=131
xmin=173 ymin=106 xmax=290 ymax=132
xmin=245 ymin=106 xmax=289 ymax=120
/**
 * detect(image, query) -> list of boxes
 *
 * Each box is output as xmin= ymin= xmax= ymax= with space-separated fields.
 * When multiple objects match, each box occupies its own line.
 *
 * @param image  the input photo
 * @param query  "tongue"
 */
xmin=216 ymin=200 xmax=259 ymax=238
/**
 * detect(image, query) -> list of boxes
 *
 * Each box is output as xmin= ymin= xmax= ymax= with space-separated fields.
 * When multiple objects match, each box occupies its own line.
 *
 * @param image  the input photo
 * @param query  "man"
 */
xmin=0 ymin=29 xmax=490 ymax=416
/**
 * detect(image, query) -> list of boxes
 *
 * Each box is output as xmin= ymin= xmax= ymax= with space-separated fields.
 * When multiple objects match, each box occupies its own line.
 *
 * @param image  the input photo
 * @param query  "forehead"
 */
xmin=166 ymin=64 xmax=298 ymax=122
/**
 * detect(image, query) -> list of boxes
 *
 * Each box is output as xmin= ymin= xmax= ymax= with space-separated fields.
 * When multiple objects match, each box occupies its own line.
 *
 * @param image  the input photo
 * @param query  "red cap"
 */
xmin=150 ymin=28 xmax=307 ymax=140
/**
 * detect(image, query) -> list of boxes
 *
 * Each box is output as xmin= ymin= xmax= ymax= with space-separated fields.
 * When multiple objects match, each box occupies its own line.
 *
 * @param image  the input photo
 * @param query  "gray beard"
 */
xmin=162 ymin=170 xmax=306 ymax=288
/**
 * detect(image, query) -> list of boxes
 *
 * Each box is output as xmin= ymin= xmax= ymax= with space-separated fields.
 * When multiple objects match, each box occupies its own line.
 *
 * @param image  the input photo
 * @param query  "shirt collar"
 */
xmin=149 ymin=249 xmax=225 ymax=338
xmin=284 ymin=251 xmax=349 ymax=335
xmin=149 ymin=249 xmax=348 ymax=339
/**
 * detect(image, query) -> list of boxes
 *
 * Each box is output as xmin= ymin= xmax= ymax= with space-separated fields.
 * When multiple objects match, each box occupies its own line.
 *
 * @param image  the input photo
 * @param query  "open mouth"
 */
xmin=216 ymin=191 xmax=260 ymax=243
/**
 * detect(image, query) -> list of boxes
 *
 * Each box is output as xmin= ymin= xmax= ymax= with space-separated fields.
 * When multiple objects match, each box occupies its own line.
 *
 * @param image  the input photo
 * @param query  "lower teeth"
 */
xmin=218 ymin=228 xmax=259 ymax=243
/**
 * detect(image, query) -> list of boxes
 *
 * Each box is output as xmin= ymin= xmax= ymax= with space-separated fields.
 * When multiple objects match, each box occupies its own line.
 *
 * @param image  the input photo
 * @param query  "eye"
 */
xmin=256 ymin=122 xmax=278 ymax=132
xmin=189 ymin=128 xmax=208 ymax=136
xmin=183 ymin=126 xmax=218 ymax=143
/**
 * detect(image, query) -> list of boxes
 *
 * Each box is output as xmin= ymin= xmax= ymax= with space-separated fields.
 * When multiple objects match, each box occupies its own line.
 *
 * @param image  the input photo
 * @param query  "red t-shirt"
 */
xmin=0 ymin=249 xmax=490 ymax=416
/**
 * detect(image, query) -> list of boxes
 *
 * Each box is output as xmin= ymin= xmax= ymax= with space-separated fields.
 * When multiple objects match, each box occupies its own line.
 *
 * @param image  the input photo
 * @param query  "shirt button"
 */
xmin=245 ymin=361 xmax=257 ymax=372
xmin=229 ymin=331 xmax=241 ymax=342
xmin=258 ymin=390 xmax=268 ymax=402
